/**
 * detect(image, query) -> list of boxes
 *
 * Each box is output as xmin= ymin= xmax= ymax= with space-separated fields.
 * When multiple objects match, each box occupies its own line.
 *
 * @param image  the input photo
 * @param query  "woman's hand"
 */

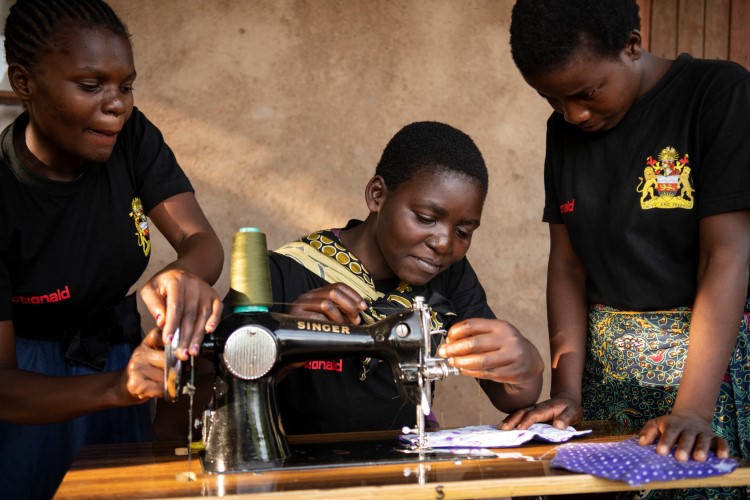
xmin=500 ymin=394 xmax=582 ymax=430
xmin=139 ymin=268 xmax=222 ymax=361
xmin=120 ymin=328 xmax=166 ymax=402
xmin=288 ymin=283 xmax=368 ymax=324
xmin=437 ymin=318 xmax=544 ymax=383
xmin=437 ymin=318 xmax=544 ymax=410
xmin=639 ymin=409 xmax=730 ymax=462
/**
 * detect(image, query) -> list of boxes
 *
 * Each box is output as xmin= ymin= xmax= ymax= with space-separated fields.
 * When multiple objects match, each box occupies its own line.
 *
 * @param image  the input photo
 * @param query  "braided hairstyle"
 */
xmin=375 ymin=121 xmax=488 ymax=199
xmin=509 ymin=0 xmax=641 ymax=77
xmin=4 ymin=0 xmax=130 ymax=69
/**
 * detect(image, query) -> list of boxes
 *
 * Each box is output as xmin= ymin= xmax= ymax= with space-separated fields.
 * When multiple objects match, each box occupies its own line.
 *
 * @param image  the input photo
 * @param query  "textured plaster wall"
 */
xmin=109 ymin=0 xmax=552 ymax=428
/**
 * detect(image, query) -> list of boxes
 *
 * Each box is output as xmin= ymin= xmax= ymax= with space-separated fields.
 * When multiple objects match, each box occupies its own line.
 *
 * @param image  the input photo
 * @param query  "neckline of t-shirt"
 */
xmin=7 ymin=113 xmax=91 ymax=196
xmin=627 ymin=53 xmax=692 ymax=117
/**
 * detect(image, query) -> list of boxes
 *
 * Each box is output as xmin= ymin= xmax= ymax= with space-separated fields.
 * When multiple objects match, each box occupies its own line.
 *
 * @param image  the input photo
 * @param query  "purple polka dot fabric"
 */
xmin=550 ymin=437 xmax=739 ymax=486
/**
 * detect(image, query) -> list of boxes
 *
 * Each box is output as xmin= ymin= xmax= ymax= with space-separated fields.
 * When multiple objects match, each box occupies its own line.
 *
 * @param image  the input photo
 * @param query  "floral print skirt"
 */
xmin=582 ymin=301 xmax=750 ymax=500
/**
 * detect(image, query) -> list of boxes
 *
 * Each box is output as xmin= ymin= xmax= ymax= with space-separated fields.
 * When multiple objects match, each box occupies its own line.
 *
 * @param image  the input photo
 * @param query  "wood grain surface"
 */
xmin=55 ymin=423 xmax=750 ymax=499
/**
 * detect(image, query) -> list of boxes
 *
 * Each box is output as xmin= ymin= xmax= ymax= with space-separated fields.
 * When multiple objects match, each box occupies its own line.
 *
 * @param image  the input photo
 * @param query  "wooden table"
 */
xmin=56 ymin=422 xmax=749 ymax=499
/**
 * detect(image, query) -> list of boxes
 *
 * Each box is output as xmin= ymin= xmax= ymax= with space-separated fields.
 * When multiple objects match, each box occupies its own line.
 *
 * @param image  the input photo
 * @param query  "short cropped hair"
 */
xmin=375 ymin=121 xmax=488 ymax=198
xmin=509 ymin=0 xmax=641 ymax=77
xmin=4 ymin=0 xmax=130 ymax=69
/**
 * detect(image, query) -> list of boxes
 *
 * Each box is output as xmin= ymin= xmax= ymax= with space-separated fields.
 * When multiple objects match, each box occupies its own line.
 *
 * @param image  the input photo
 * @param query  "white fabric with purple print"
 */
xmin=399 ymin=423 xmax=591 ymax=448
xmin=550 ymin=437 xmax=739 ymax=486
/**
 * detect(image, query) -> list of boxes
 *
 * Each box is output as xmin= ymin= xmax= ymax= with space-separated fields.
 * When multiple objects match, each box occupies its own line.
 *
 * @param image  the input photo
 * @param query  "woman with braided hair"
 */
xmin=0 ymin=0 xmax=224 ymax=497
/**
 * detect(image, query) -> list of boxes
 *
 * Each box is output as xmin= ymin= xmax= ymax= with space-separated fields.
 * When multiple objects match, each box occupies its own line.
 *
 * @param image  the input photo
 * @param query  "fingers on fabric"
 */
xmin=713 ymin=436 xmax=731 ymax=459
xmin=662 ymin=428 xmax=725 ymax=463
xmin=551 ymin=398 xmax=583 ymax=429
xmin=639 ymin=417 xmax=727 ymax=463
xmin=638 ymin=420 xmax=661 ymax=446
xmin=500 ymin=408 xmax=534 ymax=430
xmin=501 ymin=398 xmax=581 ymax=431
xmin=676 ymin=432 xmax=702 ymax=462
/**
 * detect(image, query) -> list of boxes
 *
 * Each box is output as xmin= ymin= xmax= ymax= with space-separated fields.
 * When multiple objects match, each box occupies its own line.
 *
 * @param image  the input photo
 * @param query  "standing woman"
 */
xmin=503 ymin=1 xmax=750 ymax=499
xmin=0 ymin=0 xmax=224 ymax=498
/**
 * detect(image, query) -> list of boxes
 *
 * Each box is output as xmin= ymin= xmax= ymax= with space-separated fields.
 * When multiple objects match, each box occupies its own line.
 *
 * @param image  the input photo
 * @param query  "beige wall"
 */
xmin=108 ymin=0 xmax=552 ymax=428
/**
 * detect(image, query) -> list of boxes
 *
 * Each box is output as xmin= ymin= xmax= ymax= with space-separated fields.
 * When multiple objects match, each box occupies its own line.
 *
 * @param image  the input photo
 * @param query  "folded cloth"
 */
xmin=550 ymin=437 xmax=739 ymax=486
xmin=399 ymin=423 xmax=591 ymax=448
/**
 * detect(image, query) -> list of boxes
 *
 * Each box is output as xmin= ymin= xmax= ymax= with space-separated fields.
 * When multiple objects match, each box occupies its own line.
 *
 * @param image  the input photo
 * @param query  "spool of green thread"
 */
xmin=229 ymin=227 xmax=273 ymax=313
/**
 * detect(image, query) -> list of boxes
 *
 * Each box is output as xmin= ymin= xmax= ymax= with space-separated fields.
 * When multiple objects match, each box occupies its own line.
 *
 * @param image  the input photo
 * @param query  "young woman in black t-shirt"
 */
xmin=269 ymin=121 xmax=545 ymax=434
xmin=0 ymin=1 xmax=224 ymax=497
xmin=504 ymin=2 xmax=750 ymax=499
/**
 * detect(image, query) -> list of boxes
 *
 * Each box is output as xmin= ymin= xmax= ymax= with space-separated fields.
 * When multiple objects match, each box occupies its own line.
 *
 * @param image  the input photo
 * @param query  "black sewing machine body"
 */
xmin=199 ymin=303 xmax=441 ymax=473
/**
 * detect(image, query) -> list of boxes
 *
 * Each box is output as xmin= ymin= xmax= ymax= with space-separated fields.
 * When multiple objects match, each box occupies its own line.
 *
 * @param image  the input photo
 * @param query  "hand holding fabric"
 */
xmin=639 ymin=408 xmax=730 ymax=462
xmin=500 ymin=394 xmax=583 ymax=430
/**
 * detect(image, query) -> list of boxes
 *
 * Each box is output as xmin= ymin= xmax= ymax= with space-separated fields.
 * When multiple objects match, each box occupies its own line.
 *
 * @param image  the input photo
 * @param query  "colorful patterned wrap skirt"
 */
xmin=582 ymin=301 xmax=750 ymax=500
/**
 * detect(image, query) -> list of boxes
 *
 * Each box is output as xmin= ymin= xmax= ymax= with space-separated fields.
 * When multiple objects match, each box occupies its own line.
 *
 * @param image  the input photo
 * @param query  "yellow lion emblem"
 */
xmin=636 ymin=166 xmax=658 ymax=204
xmin=129 ymin=197 xmax=151 ymax=256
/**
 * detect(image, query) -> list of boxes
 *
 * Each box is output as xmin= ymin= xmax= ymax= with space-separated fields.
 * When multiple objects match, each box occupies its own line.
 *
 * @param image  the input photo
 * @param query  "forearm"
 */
xmin=479 ymin=331 xmax=545 ymax=411
xmin=480 ymin=363 xmax=544 ymax=411
xmin=163 ymin=230 xmax=224 ymax=285
xmin=673 ymin=256 xmax=748 ymax=419
xmin=148 ymin=192 xmax=224 ymax=286
xmin=547 ymin=227 xmax=588 ymax=401
xmin=0 ymin=367 xmax=129 ymax=424
xmin=548 ymin=311 xmax=587 ymax=401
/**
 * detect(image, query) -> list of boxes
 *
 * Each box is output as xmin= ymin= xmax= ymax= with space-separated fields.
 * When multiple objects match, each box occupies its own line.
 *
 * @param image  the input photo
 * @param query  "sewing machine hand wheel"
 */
xmin=164 ymin=328 xmax=182 ymax=402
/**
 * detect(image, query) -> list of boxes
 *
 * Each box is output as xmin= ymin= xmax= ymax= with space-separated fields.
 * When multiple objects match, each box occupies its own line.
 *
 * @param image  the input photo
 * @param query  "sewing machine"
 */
xmin=165 ymin=229 xmax=459 ymax=474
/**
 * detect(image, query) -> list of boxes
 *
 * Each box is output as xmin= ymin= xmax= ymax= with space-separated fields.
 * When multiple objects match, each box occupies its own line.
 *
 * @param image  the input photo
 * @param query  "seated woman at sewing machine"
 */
xmin=269 ymin=121 xmax=544 ymax=434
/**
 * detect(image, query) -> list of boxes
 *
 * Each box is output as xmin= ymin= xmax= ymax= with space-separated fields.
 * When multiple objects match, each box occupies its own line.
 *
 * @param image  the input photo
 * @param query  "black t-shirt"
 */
xmin=0 ymin=108 xmax=193 ymax=337
xmin=268 ymin=223 xmax=494 ymax=434
xmin=543 ymin=54 xmax=750 ymax=310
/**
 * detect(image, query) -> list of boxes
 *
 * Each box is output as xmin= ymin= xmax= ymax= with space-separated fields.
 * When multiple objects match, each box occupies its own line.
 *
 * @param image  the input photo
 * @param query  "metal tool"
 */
xmin=164 ymin=327 xmax=182 ymax=403
xmin=165 ymin=328 xmax=198 ymax=481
